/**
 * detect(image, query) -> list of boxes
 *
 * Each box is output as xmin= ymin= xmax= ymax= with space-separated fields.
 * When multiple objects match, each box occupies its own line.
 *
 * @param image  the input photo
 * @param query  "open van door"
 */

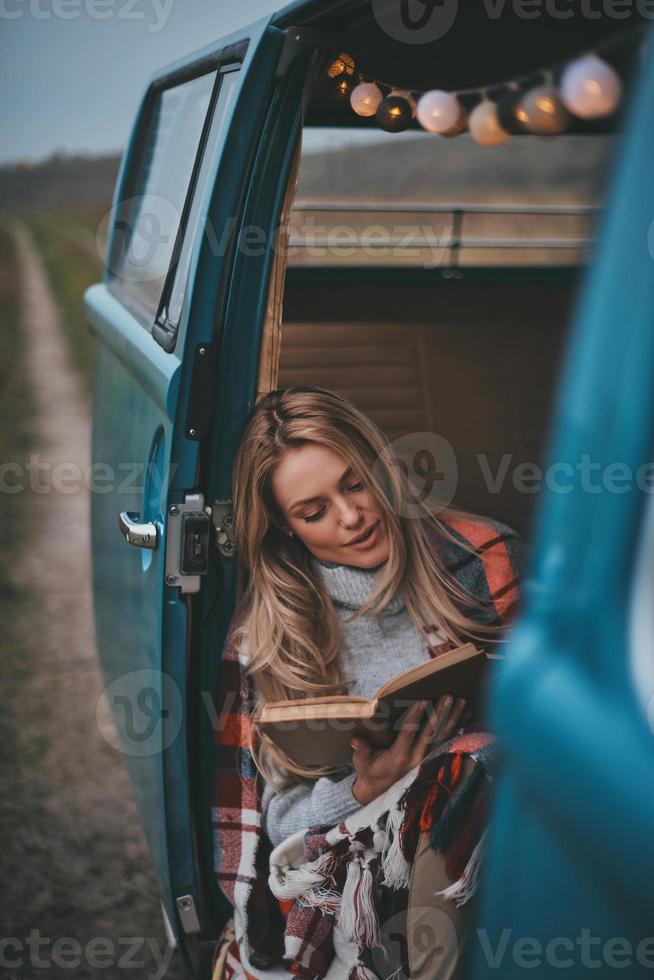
xmin=85 ymin=14 xmax=330 ymax=968
xmin=474 ymin=31 xmax=654 ymax=980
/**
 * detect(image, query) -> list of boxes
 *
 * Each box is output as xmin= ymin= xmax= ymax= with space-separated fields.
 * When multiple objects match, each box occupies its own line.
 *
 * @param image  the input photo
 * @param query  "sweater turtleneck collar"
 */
xmin=310 ymin=554 xmax=405 ymax=614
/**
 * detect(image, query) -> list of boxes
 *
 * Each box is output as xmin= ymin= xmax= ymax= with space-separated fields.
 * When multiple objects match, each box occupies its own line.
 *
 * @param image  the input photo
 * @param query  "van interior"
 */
xmin=261 ymin=125 xmax=613 ymax=537
xmin=245 ymin=9 xmax=649 ymax=539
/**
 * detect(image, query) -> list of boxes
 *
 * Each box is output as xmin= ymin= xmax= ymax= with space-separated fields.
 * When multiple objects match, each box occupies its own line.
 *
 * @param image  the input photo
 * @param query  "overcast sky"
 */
xmin=0 ymin=0 xmax=284 ymax=165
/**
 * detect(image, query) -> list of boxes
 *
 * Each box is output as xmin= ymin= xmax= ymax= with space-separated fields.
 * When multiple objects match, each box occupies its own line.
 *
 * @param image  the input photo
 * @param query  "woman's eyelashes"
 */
xmin=301 ymin=483 xmax=365 ymax=523
xmin=303 ymin=506 xmax=326 ymax=523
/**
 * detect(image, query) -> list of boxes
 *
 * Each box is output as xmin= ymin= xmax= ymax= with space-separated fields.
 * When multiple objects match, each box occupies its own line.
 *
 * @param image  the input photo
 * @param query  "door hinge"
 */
xmin=210 ymin=499 xmax=235 ymax=558
xmin=185 ymin=342 xmax=218 ymax=441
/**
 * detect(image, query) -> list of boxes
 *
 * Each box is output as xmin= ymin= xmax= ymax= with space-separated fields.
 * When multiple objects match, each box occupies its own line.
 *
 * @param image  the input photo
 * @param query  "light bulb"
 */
xmin=520 ymin=85 xmax=570 ymax=134
xmin=330 ymin=75 xmax=355 ymax=103
xmin=560 ymin=54 xmax=622 ymax=119
xmin=350 ymin=82 xmax=384 ymax=117
xmin=377 ymin=95 xmax=413 ymax=132
xmin=416 ymin=90 xmax=461 ymax=134
xmin=497 ymin=89 xmax=530 ymax=134
xmin=327 ymin=53 xmax=355 ymax=78
xmin=469 ymin=100 xmax=509 ymax=146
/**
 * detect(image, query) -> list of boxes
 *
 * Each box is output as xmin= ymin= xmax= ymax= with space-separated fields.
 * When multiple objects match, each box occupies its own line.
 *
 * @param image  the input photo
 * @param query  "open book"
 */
xmin=258 ymin=642 xmax=495 ymax=769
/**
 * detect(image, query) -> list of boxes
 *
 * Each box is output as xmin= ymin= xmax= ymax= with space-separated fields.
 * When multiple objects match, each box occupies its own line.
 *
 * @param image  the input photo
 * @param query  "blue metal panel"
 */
xmin=86 ymin=286 xmax=181 ymax=414
xmin=474 ymin=31 xmax=654 ymax=979
xmin=90 ymin=339 xmax=175 ymax=910
xmin=196 ymin=47 xmax=314 ymax=928
xmin=85 ymin=16 xmax=289 ymax=950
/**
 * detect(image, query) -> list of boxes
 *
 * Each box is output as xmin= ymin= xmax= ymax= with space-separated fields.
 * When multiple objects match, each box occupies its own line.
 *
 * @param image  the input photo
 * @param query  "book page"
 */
xmin=374 ymin=642 xmax=478 ymax=700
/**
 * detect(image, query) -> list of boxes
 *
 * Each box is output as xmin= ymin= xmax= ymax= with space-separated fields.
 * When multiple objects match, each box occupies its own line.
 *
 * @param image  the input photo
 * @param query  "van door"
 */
xmin=85 ymin=16 xmax=323 ymax=961
xmin=473 ymin=33 xmax=654 ymax=980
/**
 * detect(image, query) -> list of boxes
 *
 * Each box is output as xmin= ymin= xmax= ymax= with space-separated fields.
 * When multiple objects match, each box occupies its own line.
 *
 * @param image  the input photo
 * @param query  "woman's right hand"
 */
xmin=350 ymin=695 xmax=467 ymax=806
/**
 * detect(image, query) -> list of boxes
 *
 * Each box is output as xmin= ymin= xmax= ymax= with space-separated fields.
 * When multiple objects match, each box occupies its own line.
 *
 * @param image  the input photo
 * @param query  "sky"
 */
xmin=0 ymin=0 xmax=285 ymax=165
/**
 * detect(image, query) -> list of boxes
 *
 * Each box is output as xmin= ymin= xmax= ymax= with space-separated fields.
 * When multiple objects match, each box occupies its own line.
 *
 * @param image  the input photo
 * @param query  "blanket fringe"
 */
xmin=337 ymin=844 xmax=381 ymax=949
xmin=348 ymin=965 xmax=379 ymax=980
xmin=436 ymin=828 xmax=488 ymax=907
xmin=298 ymin=884 xmax=342 ymax=914
xmin=269 ymin=864 xmax=327 ymax=901
xmin=380 ymin=803 xmax=411 ymax=890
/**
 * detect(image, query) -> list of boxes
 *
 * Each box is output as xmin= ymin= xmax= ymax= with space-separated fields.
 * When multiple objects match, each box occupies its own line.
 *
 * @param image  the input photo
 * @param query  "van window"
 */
xmin=163 ymin=67 xmax=240 ymax=331
xmin=111 ymin=70 xmax=218 ymax=323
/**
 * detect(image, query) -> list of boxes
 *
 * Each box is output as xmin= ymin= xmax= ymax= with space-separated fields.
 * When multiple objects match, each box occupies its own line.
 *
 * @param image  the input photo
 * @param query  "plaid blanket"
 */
xmin=212 ymin=514 xmax=524 ymax=977
xmin=266 ymin=730 xmax=495 ymax=979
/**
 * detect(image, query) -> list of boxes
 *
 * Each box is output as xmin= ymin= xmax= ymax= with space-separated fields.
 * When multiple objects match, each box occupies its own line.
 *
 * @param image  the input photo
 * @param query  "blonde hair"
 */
xmin=230 ymin=385 xmax=504 ymax=787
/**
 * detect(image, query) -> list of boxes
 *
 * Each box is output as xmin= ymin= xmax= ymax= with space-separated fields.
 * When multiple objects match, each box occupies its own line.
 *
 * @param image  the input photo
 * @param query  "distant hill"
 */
xmin=296 ymin=132 xmax=612 ymax=205
xmin=0 ymin=153 xmax=121 ymax=216
xmin=0 ymin=131 xmax=612 ymax=217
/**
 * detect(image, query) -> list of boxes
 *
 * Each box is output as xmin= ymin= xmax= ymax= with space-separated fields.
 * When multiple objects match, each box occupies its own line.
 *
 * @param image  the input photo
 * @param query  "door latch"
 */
xmin=165 ymin=494 xmax=235 ymax=593
xmin=165 ymin=492 xmax=210 ymax=594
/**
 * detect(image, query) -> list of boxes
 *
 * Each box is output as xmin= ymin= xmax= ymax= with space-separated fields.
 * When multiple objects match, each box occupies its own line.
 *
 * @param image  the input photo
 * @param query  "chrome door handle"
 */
xmin=118 ymin=511 xmax=158 ymax=550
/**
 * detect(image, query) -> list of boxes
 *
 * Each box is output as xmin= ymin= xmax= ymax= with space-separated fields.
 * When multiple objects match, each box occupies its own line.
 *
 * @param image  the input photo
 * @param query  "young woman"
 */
xmin=213 ymin=385 xmax=524 ymax=980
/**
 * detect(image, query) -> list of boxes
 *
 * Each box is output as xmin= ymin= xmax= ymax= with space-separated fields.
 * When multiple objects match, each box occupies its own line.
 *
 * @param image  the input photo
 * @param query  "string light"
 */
xmin=330 ymin=75 xmax=356 ymax=102
xmin=377 ymin=94 xmax=413 ymax=132
xmin=350 ymin=81 xmax=384 ymax=117
xmin=496 ymin=87 xmax=530 ymax=134
xmin=520 ymin=85 xmax=570 ymax=134
xmin=416 ymin=90 xmax=461 ymax=134
xmin=325 ymin=34 xmax=632 ymax=143
xmin=469 ymin=99 xmax=509 ymax=146
xmin=327 ymin=53 xmax=355 ymax=78
xmin=559 ymin=54 xmax=622 ymax=119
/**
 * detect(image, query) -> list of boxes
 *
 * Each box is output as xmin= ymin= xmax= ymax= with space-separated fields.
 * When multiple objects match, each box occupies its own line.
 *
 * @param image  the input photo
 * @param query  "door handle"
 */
xmin=118 ymin=511 xmax=158 ymax=550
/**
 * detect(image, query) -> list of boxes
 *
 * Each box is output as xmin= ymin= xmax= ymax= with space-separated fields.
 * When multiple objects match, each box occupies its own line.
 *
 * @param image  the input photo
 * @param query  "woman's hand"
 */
xmin=350 ymin=695 xmax=467 ymax=806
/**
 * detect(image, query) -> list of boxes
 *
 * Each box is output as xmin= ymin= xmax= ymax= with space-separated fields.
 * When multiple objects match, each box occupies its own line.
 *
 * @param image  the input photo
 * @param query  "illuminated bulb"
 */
xmin=327 ymin=52 xmax=355 ymax=78
xmin=560 ymin=54 xmax=622 ymax=119
xmin=376 ymin=94 xmax=413 ymax=132
xmin=350 ymin=82 xmax=384 ymax=117
xmin=496 ymin=89 xmax=530 ymax=134
xmin=416 ymin=90 xmax=461 ymax=134
xmin=330 ymin=75 xmax=355 ymax=102
xmin=469 ymin=99 xmax=509 ymax=146
xmin=520 ymin=85 xmax=570 ymax=134
xmin=390 ymin=88 xmax=417 ymax=118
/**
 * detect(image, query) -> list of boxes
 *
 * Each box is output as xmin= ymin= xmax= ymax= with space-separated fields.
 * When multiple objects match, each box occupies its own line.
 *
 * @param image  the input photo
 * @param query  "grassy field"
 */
xmin=25 ymin=209 xmax=105 ymax=394
xmin=0 ymin=220 xmax=37 ymax=720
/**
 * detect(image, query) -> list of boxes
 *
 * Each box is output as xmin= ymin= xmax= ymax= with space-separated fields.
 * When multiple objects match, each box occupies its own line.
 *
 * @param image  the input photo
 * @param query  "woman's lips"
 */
xmin=345 ymin=520 xmax=381 ymax=550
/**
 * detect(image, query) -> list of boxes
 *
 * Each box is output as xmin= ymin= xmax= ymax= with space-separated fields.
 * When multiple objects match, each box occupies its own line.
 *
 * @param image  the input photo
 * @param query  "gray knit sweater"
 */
xmin=260 ymin=556 xmax=445 ymax=848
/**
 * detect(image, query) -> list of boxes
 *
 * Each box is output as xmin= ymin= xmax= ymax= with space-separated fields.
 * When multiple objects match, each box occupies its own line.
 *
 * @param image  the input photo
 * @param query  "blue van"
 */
xmin=85 ymin=3 xmax=654 ymax=975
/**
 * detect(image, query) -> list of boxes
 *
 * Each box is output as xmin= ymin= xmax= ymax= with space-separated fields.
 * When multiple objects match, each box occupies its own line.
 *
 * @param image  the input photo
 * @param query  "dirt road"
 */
xmin=1 ymin=224 xmax=187 ymax=979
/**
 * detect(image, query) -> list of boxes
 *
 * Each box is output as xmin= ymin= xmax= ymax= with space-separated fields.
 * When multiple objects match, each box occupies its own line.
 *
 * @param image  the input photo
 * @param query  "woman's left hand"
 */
xmin=350 ymin=695 xmax=467 ymax=806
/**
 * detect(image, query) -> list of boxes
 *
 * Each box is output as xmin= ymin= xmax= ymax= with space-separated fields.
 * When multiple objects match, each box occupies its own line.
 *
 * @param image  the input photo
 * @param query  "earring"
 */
xmin=288 ymin=530 xmax=295 ymax=538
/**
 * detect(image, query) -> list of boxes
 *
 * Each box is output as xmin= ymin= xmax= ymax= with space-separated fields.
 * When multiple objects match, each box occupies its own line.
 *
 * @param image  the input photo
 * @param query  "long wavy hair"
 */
xmin=230 ymin=385 xmax=505 ymax=787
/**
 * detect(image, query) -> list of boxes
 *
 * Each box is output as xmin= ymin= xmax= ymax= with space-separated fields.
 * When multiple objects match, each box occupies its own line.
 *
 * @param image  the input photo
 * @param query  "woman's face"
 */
xmin=271 ymin=443 xmax=390 ymax=569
